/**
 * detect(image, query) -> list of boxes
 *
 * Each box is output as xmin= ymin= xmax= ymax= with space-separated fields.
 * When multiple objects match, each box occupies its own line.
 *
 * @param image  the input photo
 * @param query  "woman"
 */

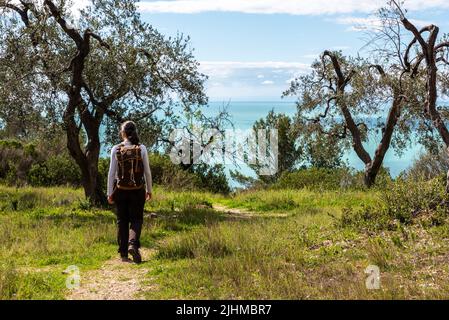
xmin=107 ymin=121 xmax=152 ymax=263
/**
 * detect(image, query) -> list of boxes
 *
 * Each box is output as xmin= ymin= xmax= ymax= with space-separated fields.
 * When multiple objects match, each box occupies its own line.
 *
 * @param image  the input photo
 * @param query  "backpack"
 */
xmin=115 ymin=143 xmax=144 ymax=190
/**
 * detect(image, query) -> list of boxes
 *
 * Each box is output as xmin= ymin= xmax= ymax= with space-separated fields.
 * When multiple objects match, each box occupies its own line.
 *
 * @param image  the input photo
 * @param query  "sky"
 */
xmin=68 ymin=0 xmax=449 ymax=101
xmin=133 ymin=0 xmax=449 ymax=101
xmin=130 ymin=0 xmax=442 ymax=179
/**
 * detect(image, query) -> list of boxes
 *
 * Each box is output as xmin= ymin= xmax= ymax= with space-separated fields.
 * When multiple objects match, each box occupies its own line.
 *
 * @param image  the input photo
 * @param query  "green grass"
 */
xmin=2 ymin=184 xmax=449 ymax=299
xmin=0 ymin=185 xmax=226 ymax=299
xmin=144 ymin=187 xmax=449 ymax=299
xmin=0 ymin=186 xmax=117 ymax=299
xmin=215 ymin=188 xmax=379 ymax=214
xmin=147 ymin=216 xmax=449 ymax=299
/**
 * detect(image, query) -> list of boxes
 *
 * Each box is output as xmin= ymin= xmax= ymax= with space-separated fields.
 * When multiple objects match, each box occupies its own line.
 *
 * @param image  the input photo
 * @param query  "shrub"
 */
xmin=340 ymin=177 xmax=449 ymax=231
xmin=382 ymin=177 xmax=448 ymax=223
xmin=273 ymin=166 xmax=392 ymax=191
xmin=0 ymin=137 xmax=231 ymax=193
xmin=27 ymin=155 xmax=81 ymax=187
xmin=404 ymin=148 xmax=449 ymax=181
xmin=190 ymin=163 xmax=231 ymax=194
xmin=0 ymin=140 xmax=39 ymax=185
xmin=339 ymin=205 xmax=392 ymax=231
xmin=0 ymin=139 xmax=82 ymax=187
xmin=148 ymin=153 xmax=231 ymax=194
xmin=149 ymin=153 xmax=199 ymax=190
xmin=273 ymin=167 xmax=358 ymax=190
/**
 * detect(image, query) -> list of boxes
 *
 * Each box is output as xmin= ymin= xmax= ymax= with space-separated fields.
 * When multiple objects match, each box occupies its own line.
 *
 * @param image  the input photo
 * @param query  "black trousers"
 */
xmin=114 ymin=187 xmax=146 ymax=255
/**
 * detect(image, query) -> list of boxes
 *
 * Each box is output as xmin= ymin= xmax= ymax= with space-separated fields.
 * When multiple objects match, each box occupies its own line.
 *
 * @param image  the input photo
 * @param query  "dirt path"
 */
xmin=66 ymin=248 xmax=156 ymax=300
xmin=212 ymin=204 xmax=288 ymax=218
xmin=65 ymin=204 xmax=283 ymax=300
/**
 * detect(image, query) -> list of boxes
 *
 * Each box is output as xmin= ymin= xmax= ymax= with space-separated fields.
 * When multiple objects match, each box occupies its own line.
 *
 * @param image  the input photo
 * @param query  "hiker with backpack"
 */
xmin=107 ymin=121 xmax=152 ymax=263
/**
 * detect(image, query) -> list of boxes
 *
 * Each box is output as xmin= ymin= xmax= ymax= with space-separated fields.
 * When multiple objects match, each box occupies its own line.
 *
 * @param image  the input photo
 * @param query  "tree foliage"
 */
xmin=0 ymin=0 xmax=225 ymax=203
xmin=250 ymin=110 xmax=301 ymax=184
xmin=284 ymin=49 xmax=422 ymax=187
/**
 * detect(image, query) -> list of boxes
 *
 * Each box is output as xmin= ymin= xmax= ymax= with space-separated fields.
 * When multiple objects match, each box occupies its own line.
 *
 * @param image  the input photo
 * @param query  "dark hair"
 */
xmin=120 ymin=121 xmax=140 ymax=145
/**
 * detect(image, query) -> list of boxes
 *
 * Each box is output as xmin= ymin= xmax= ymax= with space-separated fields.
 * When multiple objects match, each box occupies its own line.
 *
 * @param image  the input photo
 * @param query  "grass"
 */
xmin=215 ymin=188 xmax=380 ymax=214
xmin=0 ymin=185 xmax=225 ymax=299
xmin=1 ymin=184 xmax=449 ymax=299
xmin=0 ymin=186 xmax=116 ymax=299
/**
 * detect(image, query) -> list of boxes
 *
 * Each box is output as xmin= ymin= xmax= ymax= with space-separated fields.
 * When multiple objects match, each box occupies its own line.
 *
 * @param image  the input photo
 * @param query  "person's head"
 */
xmin=120 ymin=121 xmax=140 ymax=145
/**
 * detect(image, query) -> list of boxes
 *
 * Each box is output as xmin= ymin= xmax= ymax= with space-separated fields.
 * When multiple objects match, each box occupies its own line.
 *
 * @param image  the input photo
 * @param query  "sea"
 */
xmin=102 ymin=100 xmax=426 ymax=187
xmin=203 ymin=100 xmax=424 ymax=181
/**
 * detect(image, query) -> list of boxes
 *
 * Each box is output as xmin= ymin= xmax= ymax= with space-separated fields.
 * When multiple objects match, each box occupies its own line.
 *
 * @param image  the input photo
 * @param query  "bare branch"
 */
xmin=44 ymin=0 xmax=84 ymax=47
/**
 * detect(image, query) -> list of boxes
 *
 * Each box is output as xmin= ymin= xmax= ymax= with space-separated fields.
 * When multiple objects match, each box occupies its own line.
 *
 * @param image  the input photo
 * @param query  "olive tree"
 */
xmin=250 ymin=110 xmax=302 ymax=184
xmin=284 ymin=51 xmax=418 ymax=187
xmin=0 ymin=0 xmax=217 ymax=204
xmin=384 ymin=0 xmax=449 ymax=193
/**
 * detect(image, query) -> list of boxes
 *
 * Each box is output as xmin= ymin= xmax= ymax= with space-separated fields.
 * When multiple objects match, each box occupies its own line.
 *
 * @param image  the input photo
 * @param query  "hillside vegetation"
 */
xmin=2 ymin=177 xmax=449 ymax=299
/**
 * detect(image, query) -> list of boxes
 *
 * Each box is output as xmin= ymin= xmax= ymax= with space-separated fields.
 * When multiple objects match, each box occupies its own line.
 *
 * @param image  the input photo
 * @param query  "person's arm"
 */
xmin=107 ymin=146 xmax=118 ymax=197
xmin=140 ymin=145 xmax=152 ymax=195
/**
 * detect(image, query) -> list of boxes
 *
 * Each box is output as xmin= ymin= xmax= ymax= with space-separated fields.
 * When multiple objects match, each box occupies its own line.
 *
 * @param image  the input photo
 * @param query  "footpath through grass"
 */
xmin=0 ymin=185 xmax=223 ymax=299
xmin=2 ymin=185 xmax=449 ymax=299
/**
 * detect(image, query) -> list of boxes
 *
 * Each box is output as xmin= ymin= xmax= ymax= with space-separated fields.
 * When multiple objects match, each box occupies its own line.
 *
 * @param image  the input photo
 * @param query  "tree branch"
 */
xmin=44 ymin=0 xmax=84 ymax=47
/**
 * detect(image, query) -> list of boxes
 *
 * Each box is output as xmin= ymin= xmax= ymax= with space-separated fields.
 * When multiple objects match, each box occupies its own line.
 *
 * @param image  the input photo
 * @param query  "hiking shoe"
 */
xmin=120 ymin=254 xmax=130 ymax=262
xmin=128 ymin=246 xmax=142 ymax=264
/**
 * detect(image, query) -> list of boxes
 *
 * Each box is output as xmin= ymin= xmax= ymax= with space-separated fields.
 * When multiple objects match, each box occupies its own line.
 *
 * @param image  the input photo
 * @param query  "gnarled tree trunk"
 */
xmin=364 ymin=92 xmax=403 ymax=187
xmin=395 ymin=1 xmax=449 ymax=193
xmin=323 ymin=51 xmax=404 ymax=188
xmin=65 ymin=113 xmax=105 ymax=205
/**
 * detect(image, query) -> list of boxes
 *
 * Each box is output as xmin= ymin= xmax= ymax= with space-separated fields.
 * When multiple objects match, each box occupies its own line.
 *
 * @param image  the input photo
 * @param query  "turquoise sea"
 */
xmin=204 ymin=101 xmax=424 ymax=180
xmin=102 ymin=100 xmax=425 ymax=185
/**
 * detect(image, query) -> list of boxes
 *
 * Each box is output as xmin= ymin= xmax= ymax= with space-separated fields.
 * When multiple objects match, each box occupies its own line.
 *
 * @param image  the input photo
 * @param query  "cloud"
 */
xmin=198 ymin=61 xmax=310 ymax=78
xmin=197 ymin=61 xmax=310 ymax=99
xmin=334 ymin=16 xmax=384 ymax=31
xmin=334 ymin=15 xmax=434 ymax=32
xmin=138 ymin=0 xmax=449 ymax=15
xmin=13 ymin=1 xmax=449 ymax=18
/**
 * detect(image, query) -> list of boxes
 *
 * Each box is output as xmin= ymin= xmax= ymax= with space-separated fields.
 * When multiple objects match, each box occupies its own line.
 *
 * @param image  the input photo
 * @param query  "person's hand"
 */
xmin=145 ymin=192 xmax=152 ymax=201
xmin=107 ymin=196 xmax=114 ymax=205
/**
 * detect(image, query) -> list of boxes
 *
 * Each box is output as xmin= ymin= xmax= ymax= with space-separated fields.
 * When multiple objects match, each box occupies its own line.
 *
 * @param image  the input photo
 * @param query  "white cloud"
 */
xmin=334 ymin=16 xmax=384 ymax=31
xmin=198 ymin=61 xmax=310 ymax=99
xmin=11 ymin=1 xmax=449 ymax=18
xmin=334 ymin=15 xmax=433 ymax=32
xmin=199 ymin=61 xmax=310 ymax=77
xmin=138 ymin=0 xmax=449 ymax=15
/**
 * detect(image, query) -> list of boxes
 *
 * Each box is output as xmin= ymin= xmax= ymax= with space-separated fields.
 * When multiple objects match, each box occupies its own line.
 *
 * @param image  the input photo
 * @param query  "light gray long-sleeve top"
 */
xmin=107 ymin=139 xmax=152 ymax=197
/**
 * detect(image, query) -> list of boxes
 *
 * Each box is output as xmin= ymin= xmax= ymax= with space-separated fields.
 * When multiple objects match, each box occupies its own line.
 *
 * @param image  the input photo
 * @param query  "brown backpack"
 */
xmin=115 ymin=143 xmax=144 ymax=190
